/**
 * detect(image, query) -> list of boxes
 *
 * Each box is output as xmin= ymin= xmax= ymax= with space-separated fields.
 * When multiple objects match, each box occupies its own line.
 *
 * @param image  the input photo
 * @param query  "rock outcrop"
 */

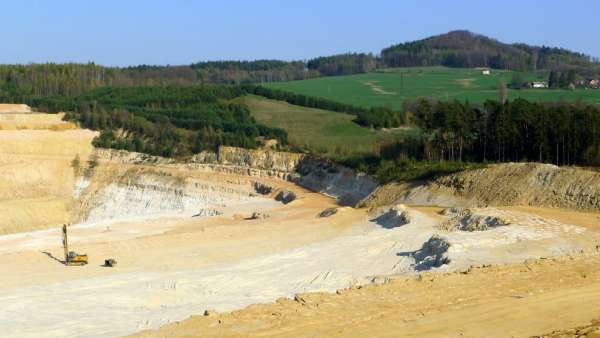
xmin=296 ymin=158 xmax=379 ymax=207
xmin=217 ymin=146 xmax=305 ymax=172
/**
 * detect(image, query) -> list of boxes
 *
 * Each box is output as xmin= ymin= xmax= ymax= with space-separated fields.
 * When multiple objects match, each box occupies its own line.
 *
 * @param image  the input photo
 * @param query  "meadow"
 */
xmin=237 ymin=95 xmax=417 ymax=157
xmin=266 ymin=67 xmax=600 ymax=109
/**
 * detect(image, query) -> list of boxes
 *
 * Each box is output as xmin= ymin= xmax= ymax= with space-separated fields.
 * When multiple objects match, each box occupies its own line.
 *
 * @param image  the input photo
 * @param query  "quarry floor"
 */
xmin=2 ymin=112 xmax=600 ymax=338
xmin=2 ymin=200 xmax=600 ymax=338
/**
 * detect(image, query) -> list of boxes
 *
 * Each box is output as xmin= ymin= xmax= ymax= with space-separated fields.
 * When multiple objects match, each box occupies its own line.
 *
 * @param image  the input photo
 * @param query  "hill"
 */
xmin=381 ymin=30 xmax=600 ymax=75
xmin=266 ymin=66 xmax=600 ymax=110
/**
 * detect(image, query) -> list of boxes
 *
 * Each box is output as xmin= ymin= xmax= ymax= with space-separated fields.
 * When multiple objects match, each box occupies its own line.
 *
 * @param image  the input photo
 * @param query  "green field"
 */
xmin=237 ymin=95 xmax=418 ymax=157
xmin=266 ymin=67 xmax=600 ymax=109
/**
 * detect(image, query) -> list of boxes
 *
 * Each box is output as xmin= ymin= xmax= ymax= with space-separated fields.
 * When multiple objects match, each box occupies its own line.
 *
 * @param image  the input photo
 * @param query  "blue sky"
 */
xmin=1 ymin=0 xmax=598 ymax=66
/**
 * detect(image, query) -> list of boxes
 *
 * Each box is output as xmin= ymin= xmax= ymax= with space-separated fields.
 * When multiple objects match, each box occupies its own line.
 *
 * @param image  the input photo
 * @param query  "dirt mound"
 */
xmin=408 ymin=234 xmax=451 ymax=271
xmin=371 ymin=205 xmax=412 ymax=229
xmin=439 ymin=208 xmax=510 ymax=231
xmin=362 ymin=163 xmax=600 ymax=211
xmin=275 ymin=189 xmax=297 ymax=204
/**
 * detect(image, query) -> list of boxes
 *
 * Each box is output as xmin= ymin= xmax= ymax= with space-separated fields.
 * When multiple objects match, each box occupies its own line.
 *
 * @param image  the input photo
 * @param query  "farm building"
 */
xmin=482 ymin=69 xmax=491 ymax=75
xmin=531 ymin=81 xmax=548 ymax=89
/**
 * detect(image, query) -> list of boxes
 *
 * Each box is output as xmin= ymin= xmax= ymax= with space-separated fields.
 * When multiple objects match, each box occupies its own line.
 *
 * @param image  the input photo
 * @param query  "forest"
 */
xmin=19 ymin=85 xmax=287 ymax=157
xmin=340 ymin=98 xmax=600 ymax=182
xmin=307 ymin=53 xmax=377 ymax=76
xmin=381 ymin=30 xmax=600 ymax=75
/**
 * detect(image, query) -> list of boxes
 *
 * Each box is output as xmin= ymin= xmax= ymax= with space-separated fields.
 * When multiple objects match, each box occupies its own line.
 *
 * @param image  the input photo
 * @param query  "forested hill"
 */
xmin=381 ymin=30 xmax=600 ymax=75
xmin=0 ymin=31 xmax=598 ymax=94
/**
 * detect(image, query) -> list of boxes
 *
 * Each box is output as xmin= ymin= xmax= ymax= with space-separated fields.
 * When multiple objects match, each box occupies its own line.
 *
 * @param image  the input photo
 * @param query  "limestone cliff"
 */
xmin=216 ymin=146 xmax=305 ymax=172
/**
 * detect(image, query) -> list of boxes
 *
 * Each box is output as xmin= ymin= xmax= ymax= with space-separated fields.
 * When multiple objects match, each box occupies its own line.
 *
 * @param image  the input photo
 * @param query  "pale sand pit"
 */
xmin=2 ymin=204 xmax=597 ymax=338
xmin=2 ymin=112 xmax=600 ymax=338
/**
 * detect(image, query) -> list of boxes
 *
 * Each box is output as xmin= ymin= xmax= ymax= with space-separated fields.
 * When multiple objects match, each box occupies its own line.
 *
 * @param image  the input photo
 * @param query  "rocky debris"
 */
xmin=371 ymin=205 xmax=412 ymax=229
xmin=318 ymin=208 xmax=338 ymax=218
xmin=439 ymin=209 xmax=510 ymax=232
xmin=248 ymin=212 xmax=270 ymax=220
xmin=253 ymin=182 xmax=273 ymax=195
xmin=537 ymin=318 xmax=600 ymax=337
xmin=362 ymin=163 xmax=600 ymax=211
xmin=440 ymin=207 xmax=464 ymax=217
xmin=406 ymin=235 xmax=451 ymax=271
xmin=192 ymin=209 xmax=223 ymax=218
xmin=275 ymin=190 xmax=297 ymax=204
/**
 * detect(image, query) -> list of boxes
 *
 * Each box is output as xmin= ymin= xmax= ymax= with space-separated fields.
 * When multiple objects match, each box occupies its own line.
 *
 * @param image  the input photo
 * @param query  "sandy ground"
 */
xmin=132 ymin=252 xmax=600 ymax=338
xmin=0 ymin=112 xmax=76 ymax=130
xmin=1 ymin=202 xmax=598 ymax=338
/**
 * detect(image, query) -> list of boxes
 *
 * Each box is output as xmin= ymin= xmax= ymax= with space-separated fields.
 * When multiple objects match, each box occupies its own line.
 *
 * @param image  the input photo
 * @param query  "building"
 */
xmin=590 ymin=79 xmax=600 ymax=89
xmin=531 ymin=81 xmax=549 ymax=89
xmin=482 ymin=69 xmax=491 ymax=75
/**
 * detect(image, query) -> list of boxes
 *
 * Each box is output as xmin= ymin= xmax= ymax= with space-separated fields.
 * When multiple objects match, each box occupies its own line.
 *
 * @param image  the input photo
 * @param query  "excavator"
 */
xmin=62 ymin=224 xmax=88 ymax=266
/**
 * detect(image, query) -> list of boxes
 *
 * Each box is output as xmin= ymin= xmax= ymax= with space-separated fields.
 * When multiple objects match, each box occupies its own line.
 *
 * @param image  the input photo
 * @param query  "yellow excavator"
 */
xmin=62 ymin=224 xmax=88 ymax=266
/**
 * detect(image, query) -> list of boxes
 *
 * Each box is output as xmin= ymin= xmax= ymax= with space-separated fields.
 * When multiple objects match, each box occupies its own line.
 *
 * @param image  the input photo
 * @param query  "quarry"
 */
xmin=1 ymin=106 xmax=600 ymax=338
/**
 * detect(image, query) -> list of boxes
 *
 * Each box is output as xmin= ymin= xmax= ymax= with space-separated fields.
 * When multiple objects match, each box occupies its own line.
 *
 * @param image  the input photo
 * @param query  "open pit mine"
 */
xmin=1 ymin=105 xmax=600 ymax=338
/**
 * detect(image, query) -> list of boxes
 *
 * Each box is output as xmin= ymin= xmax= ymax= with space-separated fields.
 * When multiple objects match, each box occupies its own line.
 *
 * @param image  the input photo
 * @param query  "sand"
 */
xmin=1 ymin=203 xmax=597 ymax=338
xmin=133 ymin=252 xmax=600 ymax=338
xmin=0 ymin=124 xmax=97 ymax=234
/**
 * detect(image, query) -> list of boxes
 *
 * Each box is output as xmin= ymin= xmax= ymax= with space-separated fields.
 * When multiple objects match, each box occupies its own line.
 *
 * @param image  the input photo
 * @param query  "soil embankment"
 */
xmin=362 ymin=163 xmax=600 ymax=211
xmin=0 ymin=111 xmax=96 ymax=234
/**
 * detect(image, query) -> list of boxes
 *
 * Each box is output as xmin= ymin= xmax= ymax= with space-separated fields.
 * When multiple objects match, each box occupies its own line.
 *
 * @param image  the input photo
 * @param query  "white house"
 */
xmin=482 ymin=69 xmax=491 ymax=75
xmin=531 ymin=81 xmax=548 ymax=89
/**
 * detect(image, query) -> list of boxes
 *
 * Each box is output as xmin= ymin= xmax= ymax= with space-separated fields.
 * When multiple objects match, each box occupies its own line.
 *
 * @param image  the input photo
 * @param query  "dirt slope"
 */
xmin=362 ymin=163 xmax=600 ymax=211
xmin=132 ymin=252 xmax=600 ymax=338
xmin=0 ymin=114 xmax=96 ymax=234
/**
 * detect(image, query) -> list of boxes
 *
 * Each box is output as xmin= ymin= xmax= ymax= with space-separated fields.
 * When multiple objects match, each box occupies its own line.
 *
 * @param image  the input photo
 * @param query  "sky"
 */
xmin=1 ymin=0 xmax=598 ymax=66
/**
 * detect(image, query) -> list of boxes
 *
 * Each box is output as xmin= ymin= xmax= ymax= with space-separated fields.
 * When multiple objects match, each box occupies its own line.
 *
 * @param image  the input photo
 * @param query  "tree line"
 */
xmin=400 ymin=98 xmax=600 ymax=165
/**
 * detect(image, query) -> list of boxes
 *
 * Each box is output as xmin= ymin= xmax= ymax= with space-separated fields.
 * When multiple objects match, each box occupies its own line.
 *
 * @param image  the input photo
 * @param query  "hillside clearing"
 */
xmin=238 ymin=95 xmax=417 ymax=157
xmin=266 ymin=67 xmax=600 ymax=109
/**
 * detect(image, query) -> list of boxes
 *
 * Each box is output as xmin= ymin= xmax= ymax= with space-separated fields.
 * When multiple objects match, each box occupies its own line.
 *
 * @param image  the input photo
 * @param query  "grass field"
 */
xmin=237 ymin=95 xmax=418 ymax=157
xmin=266 ymin=67 xmax=600 ymax=110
